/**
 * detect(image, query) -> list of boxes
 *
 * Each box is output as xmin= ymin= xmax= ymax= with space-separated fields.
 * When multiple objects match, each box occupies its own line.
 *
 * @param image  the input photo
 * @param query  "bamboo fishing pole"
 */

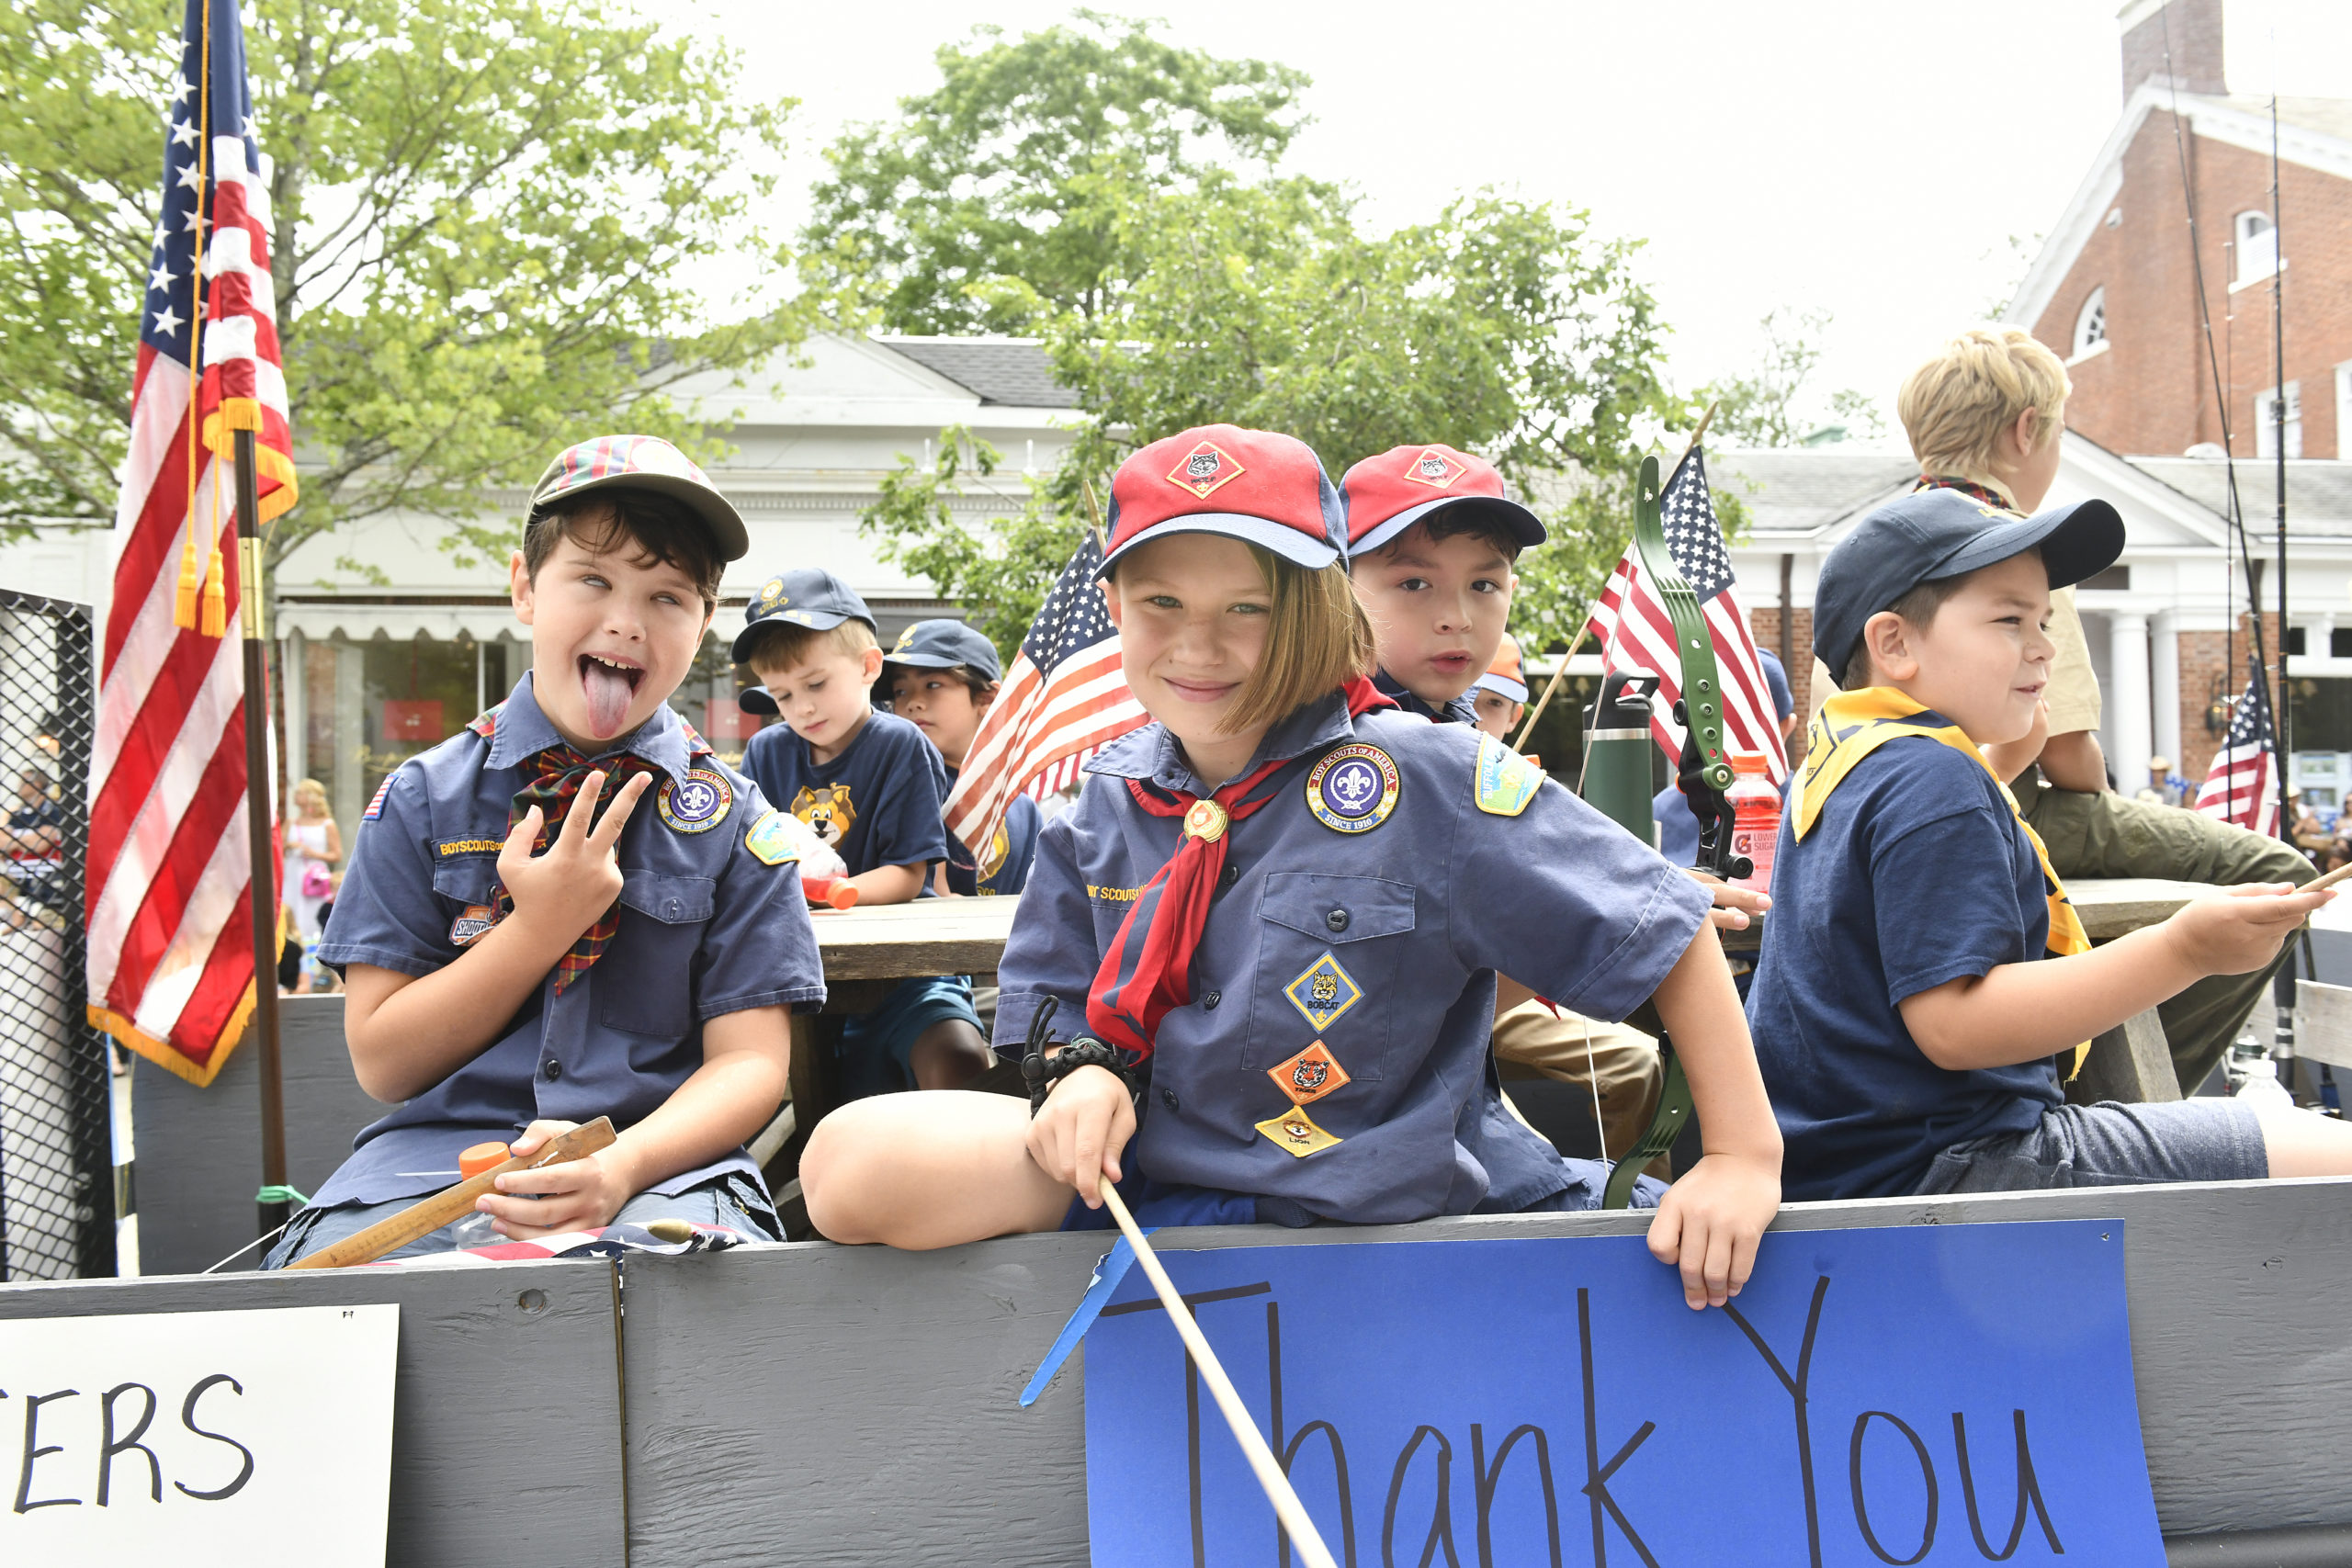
xmin=1095 ymin=1179 xmax=1340 ymax=1568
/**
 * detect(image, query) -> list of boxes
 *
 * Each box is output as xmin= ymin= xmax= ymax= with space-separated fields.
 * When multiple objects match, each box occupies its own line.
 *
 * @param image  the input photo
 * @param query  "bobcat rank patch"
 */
xmin=744 ymin=808 xmax=800 ymax=867
xmin=1255 ymin=1106 xmax=1341 ymax=1158
xmin=449 ymin=904 xmax=499 ymax=947
xmin=1305 ymin=743 xmax=1398 ymax=834
xmin=1473 ymin=732 xmax=1544 ymax=818
xmin=1283 ymin=951 xmax=1363 ymax=1033
xmin=657 ymin=766 xmax=733 ymax=833
xmin=1268 ymin=1041 xmax=1349 ymax=1107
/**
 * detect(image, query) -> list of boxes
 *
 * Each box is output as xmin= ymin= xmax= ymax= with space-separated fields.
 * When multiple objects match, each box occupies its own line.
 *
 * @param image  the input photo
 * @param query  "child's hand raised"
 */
xmin=1025 ymin=1064 xmax=1136 ymax=1209
xmin=1645 ymin=1149 xmax=1778 ymax=1311
xmin=496 ymin=769 xmax=652 ymax=944
xmin=2161 ymin=881 xmax=2337 ymax=977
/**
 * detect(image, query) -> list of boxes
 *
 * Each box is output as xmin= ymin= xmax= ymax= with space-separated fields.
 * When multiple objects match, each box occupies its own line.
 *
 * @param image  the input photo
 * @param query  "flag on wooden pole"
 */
xmin=1585 ymin=447 xmax=1789 ymax=783
xmin=2195 ymin=660 xmax=2280 ymax=838
xmin=86 ymin=0 xmax=299 ymax=1086
xmin=943 ymin=531 xmax=1146 ymax=858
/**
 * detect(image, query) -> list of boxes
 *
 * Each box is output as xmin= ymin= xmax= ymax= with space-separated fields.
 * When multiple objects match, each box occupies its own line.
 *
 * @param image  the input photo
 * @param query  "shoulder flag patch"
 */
xmin=745 ymin=808 xmax=800 ymax=867
xmin=1474 ymin=732 xmax=1544 ymax=818
xmin=363 ymin=776 xmax=394 ymax=820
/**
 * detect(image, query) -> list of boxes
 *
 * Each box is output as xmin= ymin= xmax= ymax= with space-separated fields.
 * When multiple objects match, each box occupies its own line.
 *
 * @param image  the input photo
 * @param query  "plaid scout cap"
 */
xmin=1098 ymin=424 xmax=1345 ymax=578
xmin=526 ymin=434 xmax=748 ymax=561
xmin=1813 ymin=487 xmax=2124 ymax=677
xmin=882 ymin=618 xmax=1003 ymax=684
xmin=1474 ymin=634 xmax=1530 ymax=705
xmin=1339 ymin=444 xmax=1546 ymax=558
xmin=733 ymin=568 xmax=876 ymax=713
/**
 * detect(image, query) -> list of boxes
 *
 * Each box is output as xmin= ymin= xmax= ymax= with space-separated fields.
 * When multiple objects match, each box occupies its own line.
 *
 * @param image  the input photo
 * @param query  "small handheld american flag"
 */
xmin=1585 ymin=448 xmax=1789 ymax=783
xmin=2195 ymin=660 xmax=2280 ymax=838
xmin=943 ymin=530 xmax=1148 ymax=857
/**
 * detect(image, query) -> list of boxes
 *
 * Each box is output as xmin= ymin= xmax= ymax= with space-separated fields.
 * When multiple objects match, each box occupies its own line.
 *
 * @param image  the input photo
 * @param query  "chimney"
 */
xmin=2119 ymin=0 xmax=2227 ymax=99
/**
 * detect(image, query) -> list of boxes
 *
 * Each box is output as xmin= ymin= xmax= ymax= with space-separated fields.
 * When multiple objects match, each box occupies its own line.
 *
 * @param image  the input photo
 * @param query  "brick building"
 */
xmin=2006 ymin=0 xmax=2352 ymax=462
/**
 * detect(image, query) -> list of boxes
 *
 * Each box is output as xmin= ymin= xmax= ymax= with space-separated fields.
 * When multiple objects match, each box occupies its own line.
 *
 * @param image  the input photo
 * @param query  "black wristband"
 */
xmin=1019 ymin=998 xmax=1146 ymax=1117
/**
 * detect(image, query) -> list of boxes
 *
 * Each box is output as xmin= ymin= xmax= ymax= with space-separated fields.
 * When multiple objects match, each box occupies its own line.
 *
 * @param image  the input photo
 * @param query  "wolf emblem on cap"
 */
xmin=1165 ymin=439 xmax=1245 ymax=500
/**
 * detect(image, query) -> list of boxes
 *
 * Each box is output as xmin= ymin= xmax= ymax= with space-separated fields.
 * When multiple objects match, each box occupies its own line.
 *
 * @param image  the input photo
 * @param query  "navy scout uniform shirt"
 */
xmin=1373 ymin=667 xmax=1477 ymax=727
xmin=313 ymin=673 xmax=825 ymax=1209
xmin=995 ymin=693 xmax=1712 ymax=1225
xmin=741 ymin=710 xmax=949 ymax=880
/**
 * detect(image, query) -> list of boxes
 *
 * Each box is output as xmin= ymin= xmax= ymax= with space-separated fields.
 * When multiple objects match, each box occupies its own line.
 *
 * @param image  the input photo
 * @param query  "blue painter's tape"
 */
xmin=1019 ymin=1230 xmax=1152 ymax=1408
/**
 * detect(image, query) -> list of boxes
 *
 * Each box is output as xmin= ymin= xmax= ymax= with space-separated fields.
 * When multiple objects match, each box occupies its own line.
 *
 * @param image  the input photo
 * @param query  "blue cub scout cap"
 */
xmin=733 ymin=568 xmax=876 ymax=715
xmin=882 ymin=619 xmax=1003 ymax=684
xmin=1812 ymin=488 xmax=2124 ymax=680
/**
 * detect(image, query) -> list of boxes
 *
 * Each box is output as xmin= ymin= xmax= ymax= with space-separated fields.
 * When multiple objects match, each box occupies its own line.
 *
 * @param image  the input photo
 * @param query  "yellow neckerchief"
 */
xmin=1797 ymin=686 xmax=2092 ymax=1077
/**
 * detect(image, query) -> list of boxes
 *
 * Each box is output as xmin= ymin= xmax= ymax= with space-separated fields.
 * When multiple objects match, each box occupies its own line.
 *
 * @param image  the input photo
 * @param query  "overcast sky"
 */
xmin=682 ymin=0 xmax=2352 ymax=440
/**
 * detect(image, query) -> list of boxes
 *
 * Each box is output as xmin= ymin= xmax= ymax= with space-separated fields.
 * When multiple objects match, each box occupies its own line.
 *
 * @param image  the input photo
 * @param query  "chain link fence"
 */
xmin=0 ymin=590 xmax=114 ymax=1280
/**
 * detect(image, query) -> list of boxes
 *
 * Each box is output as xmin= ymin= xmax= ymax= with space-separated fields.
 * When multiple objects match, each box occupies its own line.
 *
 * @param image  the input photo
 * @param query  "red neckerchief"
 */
xmin=1086 ymin=677 xmax=1394 ymax=1061
xmin=1916 ymin=474 xmax=2016 ymax=511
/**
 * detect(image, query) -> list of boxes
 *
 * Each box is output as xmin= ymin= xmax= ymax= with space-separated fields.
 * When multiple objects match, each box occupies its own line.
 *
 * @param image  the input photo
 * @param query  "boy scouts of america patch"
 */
xmin=1284 ymin=951 xmax=1363 ymax=1032
xmin=449 ymin=904 xmax=499 ymax=947
xmin=1254 ymin=1106 xmax=1341 ymax=1158
xmin=1473 ymin=732 xmax=1544 ymax=817
xmin=744 ymin=808 xmax=800 ymax=866
xmin=1305 ymin=743 xmax=1398 ymax=833
xmin=1404 ymin=447 xmax=1466 ymax=490
xmin=1268 ymin=1040 xmax=1349 ymax=1106
xmin=657 ymin=766 xmax=733 ymax=833
xmin=1165 ymin=439 xmax=1245 ymax=500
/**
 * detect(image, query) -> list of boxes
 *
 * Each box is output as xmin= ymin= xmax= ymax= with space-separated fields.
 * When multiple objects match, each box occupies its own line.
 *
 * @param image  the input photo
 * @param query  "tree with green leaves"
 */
xmin=0 ymin=0 xmax=800 ymax=572
xmin=1696 ymin=308 xmax=1884 ymax=448
xmin=804 ymin=9 xmax=1312 ymax=335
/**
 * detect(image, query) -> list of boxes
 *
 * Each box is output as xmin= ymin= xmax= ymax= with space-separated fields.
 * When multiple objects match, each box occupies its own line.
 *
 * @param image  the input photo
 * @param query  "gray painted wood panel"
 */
xmin=623 ymin=1178 xmax=2352 ymax=1562
xmin=132 ymin=994 xmax=384 ymax=1276
xmin=0 ymin=1258 xmax=623 ymax=1566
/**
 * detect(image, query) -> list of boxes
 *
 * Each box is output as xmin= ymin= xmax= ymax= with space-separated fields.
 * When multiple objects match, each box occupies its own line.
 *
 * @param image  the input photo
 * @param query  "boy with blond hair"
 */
xmin=737 ymin=570 xmax=992 ymax=1092
xmin=1823 ymin=328 xmax=2312 ymax=1092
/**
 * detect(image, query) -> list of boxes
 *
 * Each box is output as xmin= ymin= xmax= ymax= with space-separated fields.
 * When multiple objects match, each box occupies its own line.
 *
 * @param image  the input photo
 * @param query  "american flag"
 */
xmin=2195 ymin=661 xmax=2279 ymax=836
xmin=86 ymin=0 xmax=299 ymax=1087
xmin=1585 ymin=448 xmax=1788 ymax=783
xmin=943 ymin=530 xmax=1147 ymax=855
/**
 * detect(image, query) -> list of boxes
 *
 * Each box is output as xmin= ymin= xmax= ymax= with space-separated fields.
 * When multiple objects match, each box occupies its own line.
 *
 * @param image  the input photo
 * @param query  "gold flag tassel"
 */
xmin=174 ymin=530 xmax=202 ymax=629
xmin=199 ymin=466 xmax=228 ymax=637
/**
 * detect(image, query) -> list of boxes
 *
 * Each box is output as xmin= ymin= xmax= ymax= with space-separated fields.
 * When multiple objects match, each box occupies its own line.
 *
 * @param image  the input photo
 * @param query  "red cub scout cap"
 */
xmin=1099 ymin=423 xmax=1345 ymax=578
xmin=1340 ymin=443 xmax=1547 ymax=558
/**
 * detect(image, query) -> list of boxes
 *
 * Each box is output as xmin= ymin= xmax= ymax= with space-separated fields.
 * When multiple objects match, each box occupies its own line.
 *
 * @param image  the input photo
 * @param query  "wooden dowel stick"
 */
xmin=1096 ymin=1180 xmax=1339 ymax=1568
xmin=1511 ymin=619 xmax=1594 ymax=753
xmin=286 ymin=1117 xmax=617 ymax=1270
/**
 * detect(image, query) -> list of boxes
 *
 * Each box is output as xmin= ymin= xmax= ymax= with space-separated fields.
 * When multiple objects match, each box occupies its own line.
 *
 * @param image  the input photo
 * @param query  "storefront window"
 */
xmin=2288 ymin=678 xmax=2352 ymax=824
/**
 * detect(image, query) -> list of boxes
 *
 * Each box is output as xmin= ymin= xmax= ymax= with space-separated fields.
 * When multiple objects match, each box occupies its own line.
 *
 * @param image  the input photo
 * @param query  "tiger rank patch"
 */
xmin=1165 ymin=438 xmax=1246 ymax=500
xmin=657 ymin=766 xmax=733 ymax=834
xmin=1305 ymin=743 xmax=1399 ymax=833
xmin=1255 ymin=1106 xmax=1342 ymax=1158
xmin=1403 ymin=446 xmax=1467 ymax=490
xmin=1473 ymin=732 xmax=1544 ymax=818
xmin=1283 ymin=951 xmax=1363 ymax=1033
xmin=1268 ymin=1041 xmax=1349 ymax=1107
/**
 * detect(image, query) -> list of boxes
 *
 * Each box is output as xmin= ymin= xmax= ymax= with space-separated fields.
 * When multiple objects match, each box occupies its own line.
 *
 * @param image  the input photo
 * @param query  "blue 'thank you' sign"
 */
xmin=1082 ymin=1220 xmax=2161 ymax=1565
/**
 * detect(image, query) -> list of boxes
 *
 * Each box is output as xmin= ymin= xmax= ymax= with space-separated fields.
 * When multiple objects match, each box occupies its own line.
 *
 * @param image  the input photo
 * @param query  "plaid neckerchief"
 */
xmin=490 ymin=745 xmax=660 ymax=994
xmin=1915 ymin=474 xmax=2017 ymax=512
xmin=1086 ymin=677 xmax=1395 ymax=1062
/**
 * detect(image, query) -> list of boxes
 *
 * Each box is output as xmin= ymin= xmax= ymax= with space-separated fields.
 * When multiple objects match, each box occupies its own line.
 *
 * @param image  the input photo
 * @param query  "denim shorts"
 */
xmin=837 ymin=973 xmax=984 ymax=1097
xmin=1913 ymin=1099 xmax=2268 ymax=1194
xmin=260 ymin=1172 xmax=779 ymax=1269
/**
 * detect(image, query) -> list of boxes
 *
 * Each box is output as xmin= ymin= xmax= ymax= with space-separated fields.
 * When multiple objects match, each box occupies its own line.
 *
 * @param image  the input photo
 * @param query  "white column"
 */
xmin=281 ymin=627 xmax=307 ymax=790
xmin=2109 ymin=611 xmax=2153 ymax=796
xmin=2151 ymin=610 xmax=2181 ymax=776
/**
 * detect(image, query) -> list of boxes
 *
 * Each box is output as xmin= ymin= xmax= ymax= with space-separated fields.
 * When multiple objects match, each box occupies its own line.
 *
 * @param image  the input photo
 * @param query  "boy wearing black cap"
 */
xmin=881 ymin=618 xmax=1039 ymax=897
xmin=1750 ymin=488 xmax=2352 ymax=1201
xmin=266 ymin=435 xmax=820 ymax=1264
xmin=737 ymin=570 xmax=992 ymax=1093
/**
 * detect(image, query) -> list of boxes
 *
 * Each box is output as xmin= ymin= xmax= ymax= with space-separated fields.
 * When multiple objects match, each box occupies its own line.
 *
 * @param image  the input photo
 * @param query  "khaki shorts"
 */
xmin=1491 ymin=1000 xmax=1664 ymax=1161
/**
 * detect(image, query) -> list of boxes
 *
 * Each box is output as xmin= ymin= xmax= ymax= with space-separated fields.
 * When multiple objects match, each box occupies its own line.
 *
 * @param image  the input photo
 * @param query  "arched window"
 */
xmin=2072 ymin=287 xmax=2108 ymax=360
xmin=2235 ymin=210 xmax=2278 ymax=285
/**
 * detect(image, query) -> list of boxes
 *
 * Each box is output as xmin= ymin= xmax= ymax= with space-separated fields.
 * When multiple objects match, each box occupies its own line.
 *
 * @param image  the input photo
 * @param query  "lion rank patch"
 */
xmin=657 ymin=766 xmax=733 ymax=834
xmin=1305 ymin=743 xmax=1398 ymax=833
xmin=1473 ymin=732 xmax=1544 ymax=817
xmin=1254 ymin=1106 xmax=1341 ymax=1158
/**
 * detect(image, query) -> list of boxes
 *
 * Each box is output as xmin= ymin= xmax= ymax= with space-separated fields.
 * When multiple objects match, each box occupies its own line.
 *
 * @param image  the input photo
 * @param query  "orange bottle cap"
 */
xmin=827 ymin=882 xmax=860 ymax=910
xmin=1731 ymin=751 xmax=1770 ymax=775
xmin=458 ymin=1141 xmax=511 ymax=1180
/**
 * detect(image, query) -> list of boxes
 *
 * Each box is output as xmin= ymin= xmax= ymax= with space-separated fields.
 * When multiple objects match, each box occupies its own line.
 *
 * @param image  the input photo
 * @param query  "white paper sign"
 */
xmin=0 ymin=1303 xmax=398 ymax=1567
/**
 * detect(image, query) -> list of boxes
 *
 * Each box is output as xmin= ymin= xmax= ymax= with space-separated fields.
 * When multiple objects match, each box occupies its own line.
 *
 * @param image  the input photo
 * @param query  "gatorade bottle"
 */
xmin=803 ymin=874 xmax=860 ymax=910
xmin=1725 ymin=752 xmax=1780 ymax=896
xmin=447 ymin=1140 xmax=511 ymax=1250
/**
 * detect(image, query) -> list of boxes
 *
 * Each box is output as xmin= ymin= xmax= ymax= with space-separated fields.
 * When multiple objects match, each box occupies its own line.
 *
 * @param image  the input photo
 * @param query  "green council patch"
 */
xmin=745 ymin=809 xmax=801 ymax=867
xmin=1474 ymin=733 xmax=1544 ymax=817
